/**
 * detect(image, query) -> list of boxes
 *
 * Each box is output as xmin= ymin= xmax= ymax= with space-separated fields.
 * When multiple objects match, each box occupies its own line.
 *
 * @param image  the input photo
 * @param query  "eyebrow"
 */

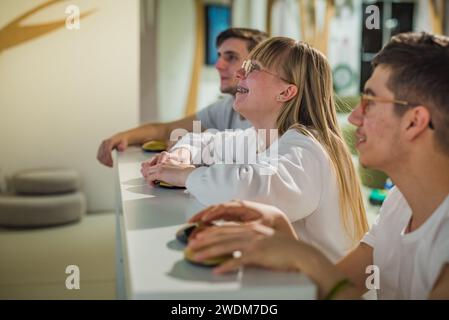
xmin=219 ymin=50 xmax=239 ymax=56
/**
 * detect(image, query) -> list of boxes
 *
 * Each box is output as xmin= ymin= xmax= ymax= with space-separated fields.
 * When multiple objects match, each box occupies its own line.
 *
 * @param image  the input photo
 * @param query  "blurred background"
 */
xmin=0 ymin=0 xmax=447 ymax=299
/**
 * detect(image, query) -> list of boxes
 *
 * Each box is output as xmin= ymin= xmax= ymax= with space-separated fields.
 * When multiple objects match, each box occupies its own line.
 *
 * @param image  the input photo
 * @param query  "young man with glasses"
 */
xmin=97 ymin=28 xmax=268 ymax=167
xmin=186 ymin=32 xmax=449 ymax=299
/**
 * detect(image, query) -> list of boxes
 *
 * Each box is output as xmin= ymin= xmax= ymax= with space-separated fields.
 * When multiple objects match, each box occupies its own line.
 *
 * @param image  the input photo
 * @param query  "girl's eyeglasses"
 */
xmin=359 ymin=93 xmax=434 ymax=130
xmin=240 ymin=60 xmax=289 ymax=83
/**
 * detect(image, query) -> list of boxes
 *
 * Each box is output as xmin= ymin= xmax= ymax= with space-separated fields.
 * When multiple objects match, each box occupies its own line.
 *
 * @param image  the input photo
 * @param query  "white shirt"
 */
xmin=172 ymin=127 xmax=353 ymax=262
xmin=362 ymin=187 xmax=449 ymax=299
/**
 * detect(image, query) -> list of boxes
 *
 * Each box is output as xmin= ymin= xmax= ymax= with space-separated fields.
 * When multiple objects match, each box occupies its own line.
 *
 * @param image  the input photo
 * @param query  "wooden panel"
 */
xmin=0 ymin=0 xmax=95 ymax=53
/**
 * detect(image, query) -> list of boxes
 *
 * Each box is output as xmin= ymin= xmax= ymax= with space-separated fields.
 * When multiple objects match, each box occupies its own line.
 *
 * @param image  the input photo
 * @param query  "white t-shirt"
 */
xmin=172 ymin=127 xmax=353 ymax=262
xmin=196 ymin=94 xmax=252 ymax=131
xmin=362 ymin=187 xmax=449 ymax=299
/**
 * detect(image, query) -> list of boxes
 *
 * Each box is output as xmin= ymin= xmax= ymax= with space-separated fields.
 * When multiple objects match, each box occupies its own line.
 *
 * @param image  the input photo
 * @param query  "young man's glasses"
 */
xmin=240 ymin=60 xmax=289 ymax=83
xmin=359 ymin=93 xmax=434 ymax=129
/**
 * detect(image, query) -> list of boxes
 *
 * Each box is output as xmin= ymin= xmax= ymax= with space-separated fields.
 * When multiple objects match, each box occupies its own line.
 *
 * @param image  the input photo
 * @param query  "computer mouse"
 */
xmin=184 ymin=246 xmax=233 ymax=267
xmin=176 ymin=223 xmax=199 ymax=245
xmin=142 ymin=140 xmax=167 ymax=152
xmin=154 ymin=180 xmax=185 ymax=189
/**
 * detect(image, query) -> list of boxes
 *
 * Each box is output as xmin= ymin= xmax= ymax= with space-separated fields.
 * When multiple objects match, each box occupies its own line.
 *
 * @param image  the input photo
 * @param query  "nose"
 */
xmin=215 ymin=57 xmax=227 ymax=71
xmin=235 ymin=67 xmax=246 ymax=80
xmin=348 ymin=102 xmax=364 ymax=127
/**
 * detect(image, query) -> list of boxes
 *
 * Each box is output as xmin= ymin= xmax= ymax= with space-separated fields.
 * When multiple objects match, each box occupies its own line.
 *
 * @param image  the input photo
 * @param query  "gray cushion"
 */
xmin=12 ymin=168 xmax=81 ymax=195
xmin=0 ymin=191 xmax=85 ymax=228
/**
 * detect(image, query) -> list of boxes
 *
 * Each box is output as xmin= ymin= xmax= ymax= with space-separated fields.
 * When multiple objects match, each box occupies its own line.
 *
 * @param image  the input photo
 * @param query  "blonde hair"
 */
xmin=250 ymin=37 xmax=368 ymax=244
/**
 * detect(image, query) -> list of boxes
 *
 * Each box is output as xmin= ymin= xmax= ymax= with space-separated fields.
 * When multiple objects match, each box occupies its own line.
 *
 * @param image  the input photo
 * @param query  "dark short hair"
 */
xmin=216 ymin=28 xmax=269 ymax=53
xmin=372 ymin=32 xmax=449 ymax=154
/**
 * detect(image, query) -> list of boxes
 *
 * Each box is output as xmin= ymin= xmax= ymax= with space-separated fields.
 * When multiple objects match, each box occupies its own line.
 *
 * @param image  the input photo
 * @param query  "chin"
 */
xmin=359 ymin=154 xmax=379 ymax=171
xmin=221 ymin=85 xmax=237 ymax=95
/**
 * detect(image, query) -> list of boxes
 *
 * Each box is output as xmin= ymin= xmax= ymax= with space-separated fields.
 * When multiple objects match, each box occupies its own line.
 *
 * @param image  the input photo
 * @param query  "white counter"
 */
xmin=114 ymin=146 xmax=316 ymax=299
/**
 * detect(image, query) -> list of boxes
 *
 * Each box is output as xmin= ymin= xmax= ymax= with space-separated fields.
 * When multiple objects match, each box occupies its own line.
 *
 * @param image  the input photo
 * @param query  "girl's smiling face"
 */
xmin=233 ymin=60 xmax=291 ymax=128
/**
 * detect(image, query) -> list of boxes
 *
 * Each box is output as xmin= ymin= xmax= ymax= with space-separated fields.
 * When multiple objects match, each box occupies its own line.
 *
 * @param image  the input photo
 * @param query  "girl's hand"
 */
xmin=141 ymin=148 xmax=192 ymax=178
xmin=142 ymin=162 xmax=195 ymax=187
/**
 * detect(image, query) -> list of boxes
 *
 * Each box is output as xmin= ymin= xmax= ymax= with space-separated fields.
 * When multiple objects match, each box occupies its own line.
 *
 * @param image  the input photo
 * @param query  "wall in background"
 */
xmin=140 ymin=0 xmax=159 ymax=123
xmin=447 ymin=2 xmax=449 ymax=35
xmin=0 ymin=0 xmax=140 ymax=212
xmin=156 ymin=0 xmax=195 ymax=122
xmin=156 ymin=0 xmax=224 ymax=122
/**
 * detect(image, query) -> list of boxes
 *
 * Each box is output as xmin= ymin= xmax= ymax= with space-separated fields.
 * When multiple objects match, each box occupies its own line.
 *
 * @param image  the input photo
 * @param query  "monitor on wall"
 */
xmin=205 ymin=4 xmax=232 ymax=65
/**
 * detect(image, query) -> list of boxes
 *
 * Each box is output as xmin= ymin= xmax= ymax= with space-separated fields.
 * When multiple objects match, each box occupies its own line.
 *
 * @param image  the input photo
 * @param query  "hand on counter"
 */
xmin=141 ymin=148 xmax=191 ymax=169
xmin=189 ymin=200 xmax=298 ymax=239
xmin=141 ymin=162 xmax=196 ymax=187
xmin=187 ymin=223 xmax=307 ymax=275
xmin=97 ymin=134 xmax=129 ymax=167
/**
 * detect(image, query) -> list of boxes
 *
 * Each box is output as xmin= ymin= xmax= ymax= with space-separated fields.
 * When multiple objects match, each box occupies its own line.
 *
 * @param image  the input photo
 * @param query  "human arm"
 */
xmin=169 ymin=127 xmax=255 ymax=166
xmin=336 ymin=243 xmax=374 ymax=296
xmin=141 ymin=148 xmax=193 ymax=177
xmin=97 ymin=114 xmax=198 ymax=167
xmin=184 ymin=132 xmax=324 ymax=223
xmin=189 ymin=228 xmax=369 ymax=299
xmin=139 ymin=128 xmax=227 ymax=186
xmin=141 ymin=163 xmax=196 ymax=187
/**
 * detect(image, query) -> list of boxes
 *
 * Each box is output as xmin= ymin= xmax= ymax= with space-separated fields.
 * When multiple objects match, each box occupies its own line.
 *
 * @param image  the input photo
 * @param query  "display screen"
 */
xmin=205 ymin=5 xmax=231 ymax=65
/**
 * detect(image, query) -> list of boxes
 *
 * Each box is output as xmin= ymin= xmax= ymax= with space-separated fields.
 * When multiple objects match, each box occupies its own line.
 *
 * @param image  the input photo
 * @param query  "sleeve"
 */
xmin=185 ymin=133 xmax=325 ymax=223
xmin=170 ymin=131 xmax=216 ymax=165
xmin=429 ymin=218 xmax=449 ymax=292
xmin=196 ymin=97 xmax=229 ymax=130
xmin=361 ymin=216 xmax=379 ymax=248
xmin=361 ymin=186 xmax=400 ymax=248
xmin=170 ymin=128 xmax=255 ymax=166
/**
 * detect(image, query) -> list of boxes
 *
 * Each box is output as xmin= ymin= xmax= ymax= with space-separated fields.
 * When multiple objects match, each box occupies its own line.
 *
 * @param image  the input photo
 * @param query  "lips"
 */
xmin=236 ymin=86 xmax=249 ymax=94
xmin=355 ymin=130 xmax=367 ymax=146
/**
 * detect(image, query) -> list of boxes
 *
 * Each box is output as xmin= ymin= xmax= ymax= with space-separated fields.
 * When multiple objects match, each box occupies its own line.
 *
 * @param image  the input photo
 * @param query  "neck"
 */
xmin=386 ymin=149 xmax=449 ymax=231
xmin=251 ymin=116 xmax=278 ymax=149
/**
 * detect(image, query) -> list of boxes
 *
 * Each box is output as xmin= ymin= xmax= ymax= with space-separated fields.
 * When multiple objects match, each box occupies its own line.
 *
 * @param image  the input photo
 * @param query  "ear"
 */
xmin=403 ymin=106 xmax=432 ymax=141
xmin=277 ymin=84 xmax=298 ymax=102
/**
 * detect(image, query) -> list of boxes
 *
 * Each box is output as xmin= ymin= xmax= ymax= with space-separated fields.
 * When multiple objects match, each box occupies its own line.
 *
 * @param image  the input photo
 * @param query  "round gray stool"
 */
xmin=12 ymin=168 xmax=81 ymax=195
xmin=0 ymin=168 xmax=85 ymax=228
xmin=0 ymin=191 xmax=86 ymax=228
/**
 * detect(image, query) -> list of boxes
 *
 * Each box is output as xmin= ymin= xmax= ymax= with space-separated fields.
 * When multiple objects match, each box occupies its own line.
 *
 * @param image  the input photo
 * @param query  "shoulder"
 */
xmin=207 ymin=94 xmax=234 ymax=109
xmin=373 ymin=187 xmax=409 ymax=227
xmin=431 ymin=196 xmax=449 ymax=245
xmin=380 ymin=187 xmax=408 ymax=216
xmin=277 ymin=129 xmax=330 ymax=162
xmin=427 ymin=200 xmax=449 ymax=292
xmin=362 ymin=187 xmax=408 ymax=246
xmin=279 ymin=129 xmax=321 ymax=149
xmin=435 ymin=216 xmax=449 ymax=242
xmin=197 ymin=95 xmax=235 ymax=128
